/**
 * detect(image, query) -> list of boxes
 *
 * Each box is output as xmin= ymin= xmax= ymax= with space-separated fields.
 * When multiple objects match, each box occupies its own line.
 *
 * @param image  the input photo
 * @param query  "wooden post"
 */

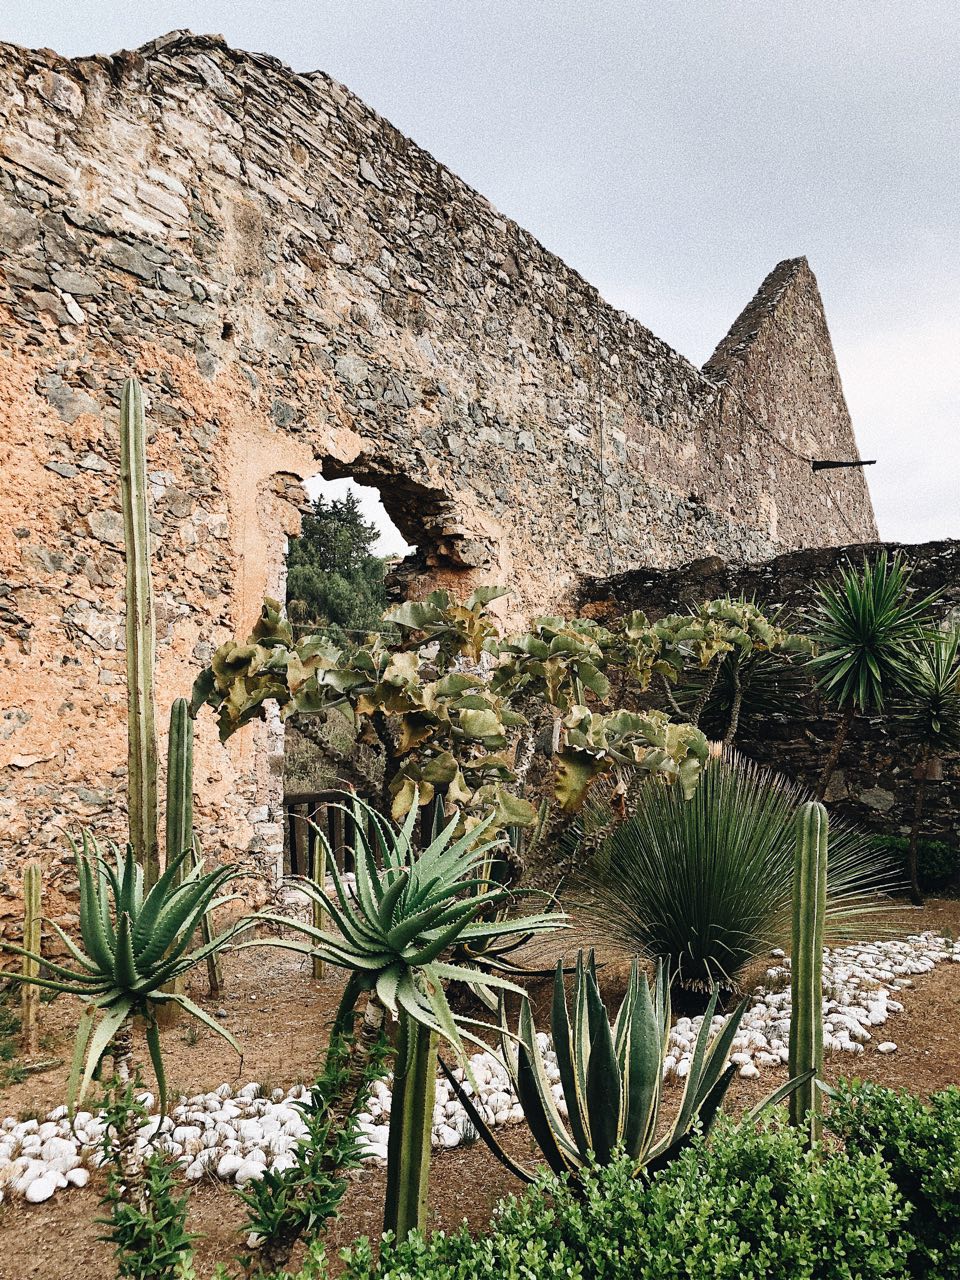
xmin=21 ymin=863 xmax=41 ymax=1058
xmin=309 ymin=814 xmax=326 ymax=982
xmin=191 ymin=841 xmax=223 ymax=997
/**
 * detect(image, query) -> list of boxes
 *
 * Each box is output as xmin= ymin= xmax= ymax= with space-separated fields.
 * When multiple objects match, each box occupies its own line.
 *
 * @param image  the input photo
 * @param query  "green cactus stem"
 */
xmin=384 ymin=1011 xmax=438 ymax=1240
xmin=120 ymin=377 xmax=159 ymax=888
xmin=165 ymin=699 xmax=194 ymax=873
xmin=21 ymin=863 xmax=41 ymax=1057
xmin=788 ymin=800 xmax=828 ymax=1145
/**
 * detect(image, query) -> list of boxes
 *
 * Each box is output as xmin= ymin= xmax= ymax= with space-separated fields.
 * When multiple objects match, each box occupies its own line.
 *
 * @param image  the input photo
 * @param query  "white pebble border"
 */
xmin=2 ymin=930 xmax=957 ymax=1206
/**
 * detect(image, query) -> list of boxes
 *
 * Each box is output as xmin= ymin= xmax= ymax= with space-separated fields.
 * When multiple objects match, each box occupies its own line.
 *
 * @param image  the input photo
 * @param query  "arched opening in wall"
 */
xmin=282 ymin=473 xmax=413 ymax=850
xmin=278 ymin=458 xmax=497 ymax=870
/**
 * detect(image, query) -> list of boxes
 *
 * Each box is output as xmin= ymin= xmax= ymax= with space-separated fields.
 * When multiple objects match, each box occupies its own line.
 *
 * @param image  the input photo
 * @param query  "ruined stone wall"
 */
xmin=582 ymin=541 xmax=960 ymax=852
xmin=0 ymin=31 xmax=876 ymax=921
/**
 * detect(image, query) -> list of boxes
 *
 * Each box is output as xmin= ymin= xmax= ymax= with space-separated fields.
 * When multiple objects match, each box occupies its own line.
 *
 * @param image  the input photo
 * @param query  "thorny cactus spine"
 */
xmin=788 ymin=801 xmax=828 ymax=1145
xmin=120 ymin=377 xmax=159 ymax=888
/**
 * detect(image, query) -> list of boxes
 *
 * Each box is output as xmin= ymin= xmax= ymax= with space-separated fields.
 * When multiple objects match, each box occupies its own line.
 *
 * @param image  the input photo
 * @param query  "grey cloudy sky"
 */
xmin=3 ymin=2 xmax=958 ymax=544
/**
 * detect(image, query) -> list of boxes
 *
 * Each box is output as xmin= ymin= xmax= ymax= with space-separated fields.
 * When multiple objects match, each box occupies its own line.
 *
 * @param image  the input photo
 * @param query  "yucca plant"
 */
xmin=808 ymin=552 xmax=938 ymax=798
xmin=3 ymin=836 xmax=245 ymax=1110
xmin=891 ymin=627 xmax=960 ymax=904
xmin=577 ymin=751 xmax=899 ymax=992
xmin=442 ymin=951 xmax=804 ymax=1184
xmin=248 ymin=791 xmax=565 ymax=1239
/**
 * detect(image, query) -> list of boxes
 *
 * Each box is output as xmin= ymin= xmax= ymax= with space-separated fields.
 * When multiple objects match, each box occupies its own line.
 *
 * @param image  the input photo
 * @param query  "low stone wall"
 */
xmin=582 ymin=540 xmax=960 ymax=852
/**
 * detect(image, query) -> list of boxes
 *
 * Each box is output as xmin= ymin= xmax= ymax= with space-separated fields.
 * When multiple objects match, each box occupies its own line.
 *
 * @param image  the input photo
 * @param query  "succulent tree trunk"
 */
xmin=120 ymin=377 xmax=159 ymax=888
xmin=723 ymin=660 xmax=743 ymax=747
xmin=658 ymin=672 xmax=686 ymax=719
xmin=788 ymin=801 xmax=827 ymax=1146
xmin=907 ymin=744 xmax=930 ymax=907
xmin=816 ymin=704 xmax=855 ymax=800
xmin=690 ymin=661 xmax=722 ymax=728
xmin=384 ymin=1010 xmax=438 ymax=1241
xmin=21 ymin=863 xmax=41 ymax=1057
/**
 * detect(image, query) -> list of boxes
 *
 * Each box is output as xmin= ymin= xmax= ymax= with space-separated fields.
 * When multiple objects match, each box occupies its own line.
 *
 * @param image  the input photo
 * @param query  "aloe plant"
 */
xmin=789 ymin=802 xmax=827 ymax=1146
xmin=3 ymin=837 xmax=245 ymax=1110
xmin=248 ymin=792 xmax=565 ymax=1238
xmin=442 ymin=952 xmax=803 ymax=1183
xmin=120 ymin=377 xmax=160 ymax=887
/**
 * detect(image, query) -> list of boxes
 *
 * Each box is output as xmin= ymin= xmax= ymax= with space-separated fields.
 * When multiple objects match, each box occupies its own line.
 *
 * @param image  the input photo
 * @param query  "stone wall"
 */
xmin=581 ymin=540 xmax=960 ymax=851
xmin=0 ymin=31 xmax=877 ymax=922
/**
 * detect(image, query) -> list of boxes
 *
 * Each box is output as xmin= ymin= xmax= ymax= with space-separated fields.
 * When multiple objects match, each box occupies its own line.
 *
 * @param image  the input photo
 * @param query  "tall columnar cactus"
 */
xmin=384 ymin=1014 xmax=439 ymax=1240
xmin=789 ymin=800 xmax=828 ymax=1145
xmin=165 ymin=698 xmax=194 ymax=873
xmin=21 ymin=863 xmax=42 ymax=1057
xmin=120 ymin=377 xmax=159 ymax=888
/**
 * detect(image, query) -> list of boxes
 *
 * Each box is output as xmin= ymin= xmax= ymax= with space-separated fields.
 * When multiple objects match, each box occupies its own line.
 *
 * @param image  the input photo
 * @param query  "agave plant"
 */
xmin=248 ymin=791 xmax=565 ymax=1240
xmin=808 ymin=552 xmax=938 ymax=797
xmin=577 ymin=751 xmax=900 ymax=992
xmin=4 ymin=835 xmax=245 ymax=1109
xmin=442 ymin=951 xmax=803 ymax=1183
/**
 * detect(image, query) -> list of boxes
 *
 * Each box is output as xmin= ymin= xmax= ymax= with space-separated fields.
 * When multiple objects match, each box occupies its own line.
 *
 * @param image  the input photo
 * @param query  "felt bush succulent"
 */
xmin=4 ymin=835 xmax=245 ymax=1109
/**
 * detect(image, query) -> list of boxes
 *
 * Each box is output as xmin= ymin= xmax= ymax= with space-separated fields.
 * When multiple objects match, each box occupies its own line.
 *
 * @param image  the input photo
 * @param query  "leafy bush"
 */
xmin=579 ymin=752 xmax=898 ymax=990
xmin=827 ymin=1081 xmax=960 ymax=1279
xmin=97 ymin=1079 xmax=196 ymax=1280
xmin=870 ymin=834 xmax=960 ymax=893
xmin=238 ymin=1029 xmax=390 ymax=1275
xmin=333 ymin=1119 xmax=913 ymax=1280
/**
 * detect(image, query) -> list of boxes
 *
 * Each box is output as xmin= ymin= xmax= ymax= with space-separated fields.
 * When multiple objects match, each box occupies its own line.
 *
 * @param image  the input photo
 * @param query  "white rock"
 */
xmin=25 ymin=1174 xmax=58 ymax=1203
xmin=877 ymin=1042 xmax=898 ymax=1054
xmin=217 ymin=1153 xmax=244 ymax=1179
xmin=234 ymin=1160 xmax=266 ymax=1185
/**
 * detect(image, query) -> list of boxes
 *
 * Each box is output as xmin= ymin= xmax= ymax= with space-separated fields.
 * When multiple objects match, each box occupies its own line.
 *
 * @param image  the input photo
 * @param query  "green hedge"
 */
xmin=320 ymin=1118 xmax=913 ymax=1280
xmin=870 ymin=834 xmax=960 ymax=893
xmin=827 ymin=1082 xmax=960 ymax=1280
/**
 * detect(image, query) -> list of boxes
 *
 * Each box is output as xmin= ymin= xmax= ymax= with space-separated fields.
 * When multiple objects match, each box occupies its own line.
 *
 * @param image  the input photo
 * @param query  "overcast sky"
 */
xmin=3 ymin=2 xmax=957 ymax=545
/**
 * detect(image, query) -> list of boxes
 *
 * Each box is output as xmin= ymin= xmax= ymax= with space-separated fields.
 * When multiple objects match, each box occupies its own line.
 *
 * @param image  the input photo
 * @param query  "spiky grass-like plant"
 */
xmin=808 ymin=552 xmax=937 ymax=797
xmin=891 ymin=627 xmax=960 ymax=903
xmin=578 ymin=752 xmax=899 ymax=992
xmin=3 ymin=836 xmax=245 ymax=1109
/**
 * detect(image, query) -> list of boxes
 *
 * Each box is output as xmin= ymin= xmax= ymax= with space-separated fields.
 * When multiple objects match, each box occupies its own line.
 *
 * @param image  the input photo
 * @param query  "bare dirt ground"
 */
xmin=0 ymin=898 xmax=957 ymax=1280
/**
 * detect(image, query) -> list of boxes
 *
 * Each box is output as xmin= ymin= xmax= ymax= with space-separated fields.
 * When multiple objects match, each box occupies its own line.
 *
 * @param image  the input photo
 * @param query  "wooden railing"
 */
xmin=283 ymin=788 xmax=359 ymax=879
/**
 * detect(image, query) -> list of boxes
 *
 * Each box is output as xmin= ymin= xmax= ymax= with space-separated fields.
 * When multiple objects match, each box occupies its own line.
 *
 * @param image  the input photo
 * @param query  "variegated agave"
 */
xmin=443 ymin=951 xmax=804 ymax=1183
xmin=4 ymin=834 xmax=245 ymax=1110
xmin=251 ymin=793 xmax=565 ymax=1057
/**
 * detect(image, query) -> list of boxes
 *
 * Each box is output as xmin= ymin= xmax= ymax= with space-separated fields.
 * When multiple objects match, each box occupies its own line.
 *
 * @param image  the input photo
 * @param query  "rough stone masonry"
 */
xmin=0 ymin=31 xmax=876 ymax=923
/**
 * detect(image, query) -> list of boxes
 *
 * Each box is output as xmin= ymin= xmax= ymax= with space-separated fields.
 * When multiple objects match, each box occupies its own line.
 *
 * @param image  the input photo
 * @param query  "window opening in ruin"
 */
xmin=282 ymin=475 xmax=415 ymax=856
